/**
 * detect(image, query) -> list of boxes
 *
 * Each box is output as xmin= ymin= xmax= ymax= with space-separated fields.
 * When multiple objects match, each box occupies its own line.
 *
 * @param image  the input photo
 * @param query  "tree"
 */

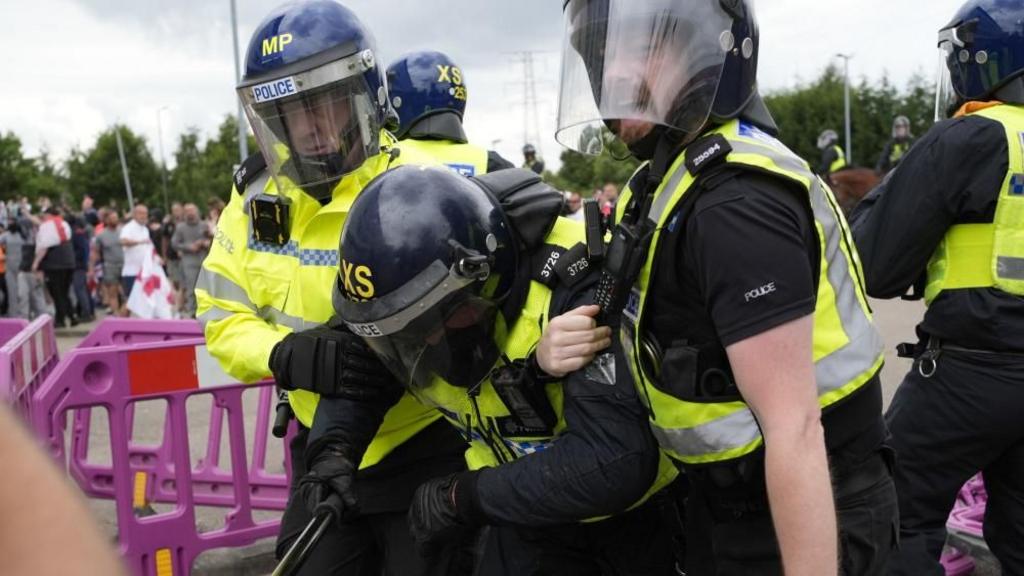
xmin=765 ymin=65 xmax=936 ymax=169
xmin=65 ymin=125 xmax=161 ymax=209
xmin=549 ymin=129 xmax=641 ymax=195
xmin=167 ymin=114 xmax=259 ymax=209
xmin=0 ymin=132 xmax=36 ymax=200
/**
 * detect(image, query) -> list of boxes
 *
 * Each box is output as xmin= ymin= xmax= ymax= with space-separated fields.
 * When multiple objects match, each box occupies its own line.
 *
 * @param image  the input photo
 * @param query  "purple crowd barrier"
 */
xmin=0 ymin=315 xmax=59 ymax=422
xmin=941 ymin=475 xmax=987 ymax=575
xmin=22 ymin=318 xmax=293 ymax=576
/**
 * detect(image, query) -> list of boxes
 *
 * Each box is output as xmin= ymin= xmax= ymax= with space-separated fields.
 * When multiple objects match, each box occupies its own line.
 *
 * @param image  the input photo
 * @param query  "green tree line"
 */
xmin=1 ymin=65 xmax=934 ymax=210
xmin=1 ymin=115 xmax=254 ymax=213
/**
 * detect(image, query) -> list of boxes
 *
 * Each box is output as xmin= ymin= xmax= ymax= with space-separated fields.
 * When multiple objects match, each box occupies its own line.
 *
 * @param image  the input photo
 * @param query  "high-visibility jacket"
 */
xmin=413 ymin=216 xmax=677 ymax=512
xmin=925 ymin=104 xmax=1024 ymax=304
xmin=889 ymin=141 xmax=910 ymax=166
xmin=830 ymin=144 xmax=848 ymax=173
xmin=617 ymin=119 xmax=885 ymax=466
xmin=195 ymin=132 xmax=441 ymax=470
xmin=398 ymin=138 xmax=489 ymax=177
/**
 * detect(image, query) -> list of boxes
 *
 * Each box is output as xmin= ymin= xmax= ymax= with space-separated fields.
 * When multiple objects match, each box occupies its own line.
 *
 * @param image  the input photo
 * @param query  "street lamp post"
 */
xmin=230 ymin=0 xmax=249 ymax=164
xmin=836 ymin=53 xmax=853 ymax=166
xmin=156 ymin=106 xmax=170 ymax=213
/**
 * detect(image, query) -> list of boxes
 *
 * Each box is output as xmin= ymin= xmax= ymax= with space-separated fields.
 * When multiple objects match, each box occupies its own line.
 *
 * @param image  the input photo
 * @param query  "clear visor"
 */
xmin=338 ymin=258 xmax=501 ymax=391
xmin=238 ymin=54 xmax=382 ymax=192
xmin=935 ymin=42 xmax=960 ymax=121
xmin=556 ymin=0 xmax=734 ymax=154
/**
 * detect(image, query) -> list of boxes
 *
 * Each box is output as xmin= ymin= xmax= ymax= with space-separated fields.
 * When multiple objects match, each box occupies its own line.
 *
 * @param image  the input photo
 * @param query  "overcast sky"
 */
xmin=4 ymin=0 xmax=964 ymax=173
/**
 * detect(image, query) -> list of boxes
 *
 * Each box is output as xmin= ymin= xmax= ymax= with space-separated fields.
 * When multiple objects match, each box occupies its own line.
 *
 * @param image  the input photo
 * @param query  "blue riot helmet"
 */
xmin=386 ymin=51 xmax=468 ymax=140
xmin=556 ymin=0 xmax=761 ymax=154
xmin=936 ymin=0 xmax=1024 ymax=119
xmin=237 ymin=0 xmax=389 ymax=201
xmin=333 ymin=165 xmax=517 ymax=390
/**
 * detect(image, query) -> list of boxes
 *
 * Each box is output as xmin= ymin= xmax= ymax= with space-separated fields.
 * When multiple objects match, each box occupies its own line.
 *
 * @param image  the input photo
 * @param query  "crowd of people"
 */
xmin=0 ymin=195 xmax=224 ymax=326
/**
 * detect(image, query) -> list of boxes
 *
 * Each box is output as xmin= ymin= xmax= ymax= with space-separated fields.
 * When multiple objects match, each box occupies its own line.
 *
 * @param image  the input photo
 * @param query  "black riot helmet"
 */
xmin=333 ymin=165 xmax=518 ymax=390
xmin=556 ymin=0 xmax=761 ymax=155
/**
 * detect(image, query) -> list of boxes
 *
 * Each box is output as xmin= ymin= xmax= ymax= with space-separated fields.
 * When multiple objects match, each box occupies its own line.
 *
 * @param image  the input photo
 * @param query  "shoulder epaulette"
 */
xmin=233 ymin=152 xmax=267 ymax=194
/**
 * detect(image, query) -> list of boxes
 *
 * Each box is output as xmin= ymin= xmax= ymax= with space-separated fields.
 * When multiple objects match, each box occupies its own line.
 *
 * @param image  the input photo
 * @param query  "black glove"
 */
xmin=269 ymin=324 xmax=396 ymax=398
xmin=297 ymin=438 xmax=360 ymax=520
xmin=408 ymin=471 xmax=486 ymax=558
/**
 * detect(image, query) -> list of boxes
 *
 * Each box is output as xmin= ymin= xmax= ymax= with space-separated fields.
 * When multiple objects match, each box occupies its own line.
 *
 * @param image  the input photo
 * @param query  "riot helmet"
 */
xmin=237 ymin=0 xmax=389 ymax=201
xmin=333 ymin=165 xmax=517 ymax=391
xmin=387 ymin=51 xmax=468 ymax=140
xmin=556 ymin=0 xmax=760 ymax=155
xmin=936 ymin=0 xmax=1024 ymax=119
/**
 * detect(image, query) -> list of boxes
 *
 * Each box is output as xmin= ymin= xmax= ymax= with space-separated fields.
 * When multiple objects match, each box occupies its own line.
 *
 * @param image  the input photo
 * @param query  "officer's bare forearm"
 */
xmin=764 ymin=417 xmax=837 ymax=576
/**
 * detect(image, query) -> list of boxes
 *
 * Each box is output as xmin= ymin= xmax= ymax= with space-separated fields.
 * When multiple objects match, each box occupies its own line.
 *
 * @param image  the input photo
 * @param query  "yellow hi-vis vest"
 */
xmin=398 ymin=138 xmax=489 ymax=177
xmin=413 ymin=216 xmax=677 ymax=511
xmin=617 ymin=120 xmax=885 ymax=466
xmin=830 ymin=144 xmax=848 ymax=173
xmin=924 ymin=104 xmax=1024 ymax=304
xmin=195 ymin=132 xmax=444 ymax=470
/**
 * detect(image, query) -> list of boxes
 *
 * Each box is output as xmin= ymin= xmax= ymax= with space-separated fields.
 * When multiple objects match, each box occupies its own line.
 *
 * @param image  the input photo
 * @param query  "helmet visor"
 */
xmin=238 ymin=52 xmax=382 ymax=192
xmin=556 ymin=0 xmax=733 ymax=154
xmin=337 ymin=260 xmax=501 ymax=391
xmin=935 ymin=36 xmax=961 ymax=120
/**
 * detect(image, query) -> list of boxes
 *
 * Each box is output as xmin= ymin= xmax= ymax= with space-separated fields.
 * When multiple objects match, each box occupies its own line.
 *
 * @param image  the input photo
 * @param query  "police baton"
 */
xmin=270 ymin=493 xmax=345 ymax=576
xmin=272 ymin=389 xmax=293 ymax=439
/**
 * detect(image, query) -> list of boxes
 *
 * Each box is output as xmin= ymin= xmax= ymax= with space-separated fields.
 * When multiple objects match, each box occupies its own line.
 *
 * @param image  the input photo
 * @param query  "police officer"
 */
xmin=521 ymin=143 xmax=545 ymax=174
xmin=816 ymin=128 xmax=848 ymax=176
xmin=195 ymin=2 xmax=467 ymax=573
xmin=326 ymin=165 xmax=680 ymax=574
xmin=386 ymin=51 xmax=513 ymax=176
xmin=554 ymin=1 xmax=896 ymax=574
xmin=875 ymin=115 xmax=914 ymax=175
xmin=851 ymin=1 xmax=1024 ymax=573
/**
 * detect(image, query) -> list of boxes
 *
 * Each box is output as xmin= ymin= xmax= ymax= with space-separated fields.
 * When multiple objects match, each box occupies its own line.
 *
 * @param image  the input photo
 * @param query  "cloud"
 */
xmin=9 ymin=0 xmax=966 ymax=176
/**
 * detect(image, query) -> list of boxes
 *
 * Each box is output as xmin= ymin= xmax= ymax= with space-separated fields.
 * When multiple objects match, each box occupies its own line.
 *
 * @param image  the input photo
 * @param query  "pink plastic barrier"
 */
xmin=27 ymin=321 xmax=292 ymax=575
xmin=941 ymin=475 xmax=987 ymax=575
xmin=75 ymin=318 xmax=204 ymax=348
xmin=0 ymin=315 xmax=59 ymax=422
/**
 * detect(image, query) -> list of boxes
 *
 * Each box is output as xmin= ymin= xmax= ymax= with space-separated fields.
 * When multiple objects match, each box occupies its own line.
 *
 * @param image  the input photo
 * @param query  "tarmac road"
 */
xmin=54 ymin=297 xmax=1000 ymax=575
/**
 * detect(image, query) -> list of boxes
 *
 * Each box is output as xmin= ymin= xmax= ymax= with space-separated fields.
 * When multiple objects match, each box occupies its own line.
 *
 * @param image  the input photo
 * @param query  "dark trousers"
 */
xmin=42 ymin=268 xmax=74 ymax=326
xmin=72 ymin=268 xmax=93 ymax=320
xmin=886 ymin=349 xmax=1024 ymax=576
xmin=485 ymin=492 xmax=680 ymax=576
xmin=277 ymin=423 xmax=468 ymax=576
xmin=684 ymin=445 xmax=898 ymax=575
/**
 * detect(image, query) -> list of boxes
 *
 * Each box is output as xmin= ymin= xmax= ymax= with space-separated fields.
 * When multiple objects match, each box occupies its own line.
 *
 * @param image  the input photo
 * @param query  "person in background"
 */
xmin=14 ymin=216 xmax=47 ymax=319
xmin=162 ymin=202 xmax=184 ymax=314
xmin=91 ymin=210 xmax=126 ymax=317
xmin=69 ymin=216 xmax=95 ymax=322
xmin=32 ymin=207 xmax=76 ymax=328
xmin=875 ymin=115 xmax=915 ymax=175
xmin=522 ymin=143 xmax=545 ymax=174
xmin=171 ymin=203 xmax=210 ymax=318
xmin=0 ymin=219 xmax=21 ymax=317
xmin=119 ymin=204 xmax=152 ymax=304
xmin=816 ymin=129 xmax=848 ymax=176
xmin=206 ymin=198 xmax=225 ymax=233
xmin=564 ymin=191 xmax=584 ymax=221
xmin=81 ymin=195 xmax=98 ymax=227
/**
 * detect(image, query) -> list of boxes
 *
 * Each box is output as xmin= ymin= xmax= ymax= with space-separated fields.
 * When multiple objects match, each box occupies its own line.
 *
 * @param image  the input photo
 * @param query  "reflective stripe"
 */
xmin=998 ymin=256 xmax=1024 ymax=280
xmin=195 ymin=269 xmax=254 ymax=310
xmin=257 ymin=305 xmax=317 ymax=332
xmin=650 ymin=407 xmax=761 ymax=459
xmin=197 ymin=306 xmax=235 ymax=327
